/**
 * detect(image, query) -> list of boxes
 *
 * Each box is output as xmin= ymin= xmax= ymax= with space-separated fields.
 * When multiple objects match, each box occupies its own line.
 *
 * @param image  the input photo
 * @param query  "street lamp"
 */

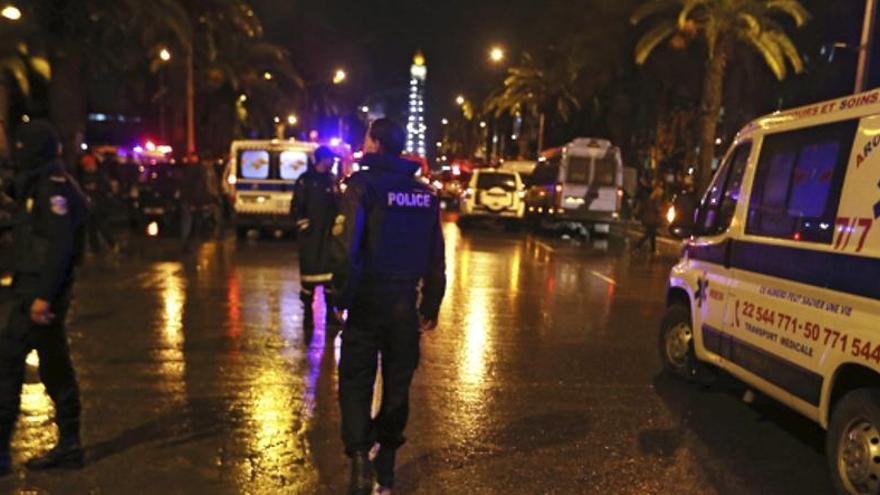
xmin=361 ymin=105 xmax=370 ymax=113
xmin=159 ymin=48 xmax=171 ymax=62
xmin=263 ymin=71 xmax=273 ymax=81
xmin=333 ymin=68 xmax=347 ymax=85
xmin=441 ymin=118 xmax=449 ymax=125
xmin=286 ymin=114 xmax=298 ymax=126
xmin=455 ymin=95 xmax=465 ymax=106
xmin=489 ymin=46 xmax=505 ymax=64
xmin=1 ymin=5 xmax=21 ymax=21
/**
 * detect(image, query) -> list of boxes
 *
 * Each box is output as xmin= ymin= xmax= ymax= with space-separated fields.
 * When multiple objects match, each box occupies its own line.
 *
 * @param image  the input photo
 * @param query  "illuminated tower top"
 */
xmin=407 ymin=50 xmax=427 ymax=157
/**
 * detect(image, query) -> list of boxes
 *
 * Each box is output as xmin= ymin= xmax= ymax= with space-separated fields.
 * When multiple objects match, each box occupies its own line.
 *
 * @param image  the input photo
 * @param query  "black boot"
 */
xmin=374 ymin=445 xmax=396 ymax=491
xmin=26 ymin=431 xmax=84 ymax=471
xmin=348 ymin=451 xmax=373 ymax=495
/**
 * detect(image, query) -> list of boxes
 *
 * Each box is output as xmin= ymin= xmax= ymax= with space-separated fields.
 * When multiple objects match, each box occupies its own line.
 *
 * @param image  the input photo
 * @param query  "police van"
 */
xmin=223 ymin=139 xmax=316 ymax=237
xmin=663 ymin=89 xmax=880 ymax=495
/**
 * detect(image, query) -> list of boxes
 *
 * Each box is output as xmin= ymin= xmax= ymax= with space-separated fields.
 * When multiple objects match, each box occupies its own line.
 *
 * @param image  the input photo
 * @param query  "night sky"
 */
xmin=251 ymin=0 xmax=879 ymax=146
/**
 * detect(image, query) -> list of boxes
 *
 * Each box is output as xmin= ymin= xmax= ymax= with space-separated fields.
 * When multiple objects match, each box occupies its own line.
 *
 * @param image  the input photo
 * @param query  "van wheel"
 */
xmin=827 ymin=389 xmax=880 ymax=495
xmin=659 ymin=305 xmax=700 ymax=381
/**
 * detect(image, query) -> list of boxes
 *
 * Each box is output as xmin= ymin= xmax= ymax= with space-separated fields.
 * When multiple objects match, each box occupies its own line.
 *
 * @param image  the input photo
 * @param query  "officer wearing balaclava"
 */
xmin=0 ymin=120 xmax=88 ymax=476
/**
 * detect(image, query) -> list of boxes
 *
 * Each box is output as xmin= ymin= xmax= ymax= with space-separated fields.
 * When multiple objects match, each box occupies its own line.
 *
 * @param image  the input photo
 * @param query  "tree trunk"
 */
xmin=0 ymin=73 xmax=10 ymax=161
xmin=49 ymin=45 xmax=87 ymax=170
xmin=696 ymin=46 xmax=728 ymax=194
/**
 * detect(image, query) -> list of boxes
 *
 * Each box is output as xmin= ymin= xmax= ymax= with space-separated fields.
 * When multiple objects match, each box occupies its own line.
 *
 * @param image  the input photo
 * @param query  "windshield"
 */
xmin=567 ymin=156 xmax=590 ymax=183
xmin=593 ymin=154 xmax=618 ymax=187
xmin=476 ymin=172 xmax=517 ymax=191
xmin=238 ymin=150 xmax=271 ymax=179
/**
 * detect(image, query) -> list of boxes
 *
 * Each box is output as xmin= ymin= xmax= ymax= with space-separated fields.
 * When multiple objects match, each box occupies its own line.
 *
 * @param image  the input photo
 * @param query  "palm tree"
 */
xmin=485 ymin=51 xmax=582 ymax=157
xmin=631 ymin=0 xmax=810 ymax=192
xmin=0 ymin=0 xmax=193 ymax=165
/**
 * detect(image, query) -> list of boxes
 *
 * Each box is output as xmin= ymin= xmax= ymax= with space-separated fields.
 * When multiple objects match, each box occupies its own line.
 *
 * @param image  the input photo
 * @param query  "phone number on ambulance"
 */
xmin=737 ymin=300 xmax=880 ymax=364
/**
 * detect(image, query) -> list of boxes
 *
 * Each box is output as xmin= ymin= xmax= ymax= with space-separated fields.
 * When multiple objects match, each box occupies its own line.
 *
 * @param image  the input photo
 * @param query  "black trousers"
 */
xmin=0 ymin=290 xmax=80 ymax=449
xmin=339 ymin=282 xmax=420 ymax=456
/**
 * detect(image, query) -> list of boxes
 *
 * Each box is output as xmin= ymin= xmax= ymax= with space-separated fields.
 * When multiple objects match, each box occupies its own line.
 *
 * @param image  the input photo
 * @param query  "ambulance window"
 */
xmin=239 ymin=150 xmax=270 ymax=179
xmin=279 ymin=151 xmax=309 ymax=180
xmin=696 ymin=143 xmax=750 ymax=236
xmin=747 ymin=120 xmax=857 ymax=243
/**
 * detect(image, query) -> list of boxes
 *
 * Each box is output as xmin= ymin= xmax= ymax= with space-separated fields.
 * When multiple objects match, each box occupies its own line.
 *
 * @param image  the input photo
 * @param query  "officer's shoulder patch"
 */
xmin=49 ymin=195 xmax=69 ymax=216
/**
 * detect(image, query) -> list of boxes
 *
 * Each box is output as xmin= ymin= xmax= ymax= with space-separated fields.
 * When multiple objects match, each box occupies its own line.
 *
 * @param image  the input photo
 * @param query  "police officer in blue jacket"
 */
xmin=331 ymin=118 xmax=446 ymax=495
xmin=0 ymin=120 xmax=88 ymax=475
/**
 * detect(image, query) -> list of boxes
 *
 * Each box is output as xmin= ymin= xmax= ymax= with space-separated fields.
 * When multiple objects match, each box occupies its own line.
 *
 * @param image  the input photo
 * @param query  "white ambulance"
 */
xmin=223 ymin=139 xmax=316 ymax=237
xmin=662 ymin=89 xmax=880 ymax=495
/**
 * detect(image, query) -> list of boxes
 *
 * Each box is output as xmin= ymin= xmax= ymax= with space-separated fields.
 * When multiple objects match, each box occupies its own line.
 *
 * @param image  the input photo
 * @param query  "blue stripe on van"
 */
xmin=235 ymin=182 xmax=292 ymax=192
xmin=687 ymin=240 xmax=880 ymax=301
xmin=702 ymin=324 xmax=823 ymax=406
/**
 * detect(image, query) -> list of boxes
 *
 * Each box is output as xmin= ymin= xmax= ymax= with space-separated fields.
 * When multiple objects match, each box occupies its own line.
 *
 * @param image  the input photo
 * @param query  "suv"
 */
xmin=458 ymin=169 xmax=525 ymax=225
xmin=662 ymin=89 xmax=880 ymax=495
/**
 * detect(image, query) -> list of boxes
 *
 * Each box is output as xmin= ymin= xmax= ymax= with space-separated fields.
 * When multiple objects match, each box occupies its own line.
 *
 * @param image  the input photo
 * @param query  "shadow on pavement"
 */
xmin=646 ymin=371 xmax=830 ymax=495
xmin=85 ymin=397 xmax=237 ymax=465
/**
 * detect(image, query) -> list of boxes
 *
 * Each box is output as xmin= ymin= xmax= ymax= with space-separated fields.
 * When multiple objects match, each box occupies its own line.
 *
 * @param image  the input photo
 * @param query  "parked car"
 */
xmin=458 ymin=169 xmax=525 ymax=227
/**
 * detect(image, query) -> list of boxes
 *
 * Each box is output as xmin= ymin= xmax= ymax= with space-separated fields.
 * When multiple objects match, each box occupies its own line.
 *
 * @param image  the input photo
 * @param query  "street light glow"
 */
xmin=455 ymin=95 xmax=465 ymax=106
xmin=479 ymin=121 xmax=487 ymax=128
xmin=1 ymin=5 xmax=21 ymax=21
xmin=333 ymin=69 xmax=347 ymax=85
xmin=489 ymin=46 xmax=505 ymax=63
xmin=263 ymin=71 xmax=273 ymax=81
xmin=361 ymin=106 xmax=370 ymax=113
xmin=238 ymin=94 xmax=247 ymax=103
xmin=441 ymin=118 xmax=449 ymax=125
xmin=286 ymin=114 xmax=298 ymax=126
xmin=159 ymin=48 xmax=171 ymax=62
xmin=273 ymin=116 xmax=281 ymax=124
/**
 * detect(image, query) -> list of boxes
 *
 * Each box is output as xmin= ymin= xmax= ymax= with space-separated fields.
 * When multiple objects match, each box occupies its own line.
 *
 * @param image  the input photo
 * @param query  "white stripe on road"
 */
xmin=590 ymin=271 xmax=616 ymax=285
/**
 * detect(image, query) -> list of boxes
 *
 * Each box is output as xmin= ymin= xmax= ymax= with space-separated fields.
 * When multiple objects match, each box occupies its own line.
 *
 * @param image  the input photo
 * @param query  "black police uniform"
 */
xmin=331 ymin=152 xmax=446 ymax=490
xmin=0 ymin=121 xmax=88 ymax=473
xmin=291 ymin=166 xmax=339 ymax=321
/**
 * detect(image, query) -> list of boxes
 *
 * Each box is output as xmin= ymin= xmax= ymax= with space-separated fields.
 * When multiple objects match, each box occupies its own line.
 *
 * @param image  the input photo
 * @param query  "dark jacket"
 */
xmin=12 ymin=161 xmax=88 ymax=300
xmin=330 ymin=153 xmax=446 ymax=319
xmin=291 ymin=168 xmax=339 ymax=280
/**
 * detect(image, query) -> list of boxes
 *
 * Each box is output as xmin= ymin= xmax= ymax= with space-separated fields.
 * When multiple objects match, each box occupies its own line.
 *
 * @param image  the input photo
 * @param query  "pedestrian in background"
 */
xmin=179 ymin=157 xmax=215 ymax=252
xmin=77 ymin=153 xmax=118 ymax=253
xmin=331 ymin=118 xmax=446 ymax=495
xmin=0 ymin=120 xmax=88 ymax=475
xmin=632 ymin=179 xmax=664 ymax=255
xmin=291 ymin=145 xmax=340 ymax=327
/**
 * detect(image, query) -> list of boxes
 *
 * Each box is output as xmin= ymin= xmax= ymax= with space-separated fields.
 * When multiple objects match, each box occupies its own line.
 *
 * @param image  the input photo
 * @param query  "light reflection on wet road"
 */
xmin=0 ymin=220 xmax=833 ymax=493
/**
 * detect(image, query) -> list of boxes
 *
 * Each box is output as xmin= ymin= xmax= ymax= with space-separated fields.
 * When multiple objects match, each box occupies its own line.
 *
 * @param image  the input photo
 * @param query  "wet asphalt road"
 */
xmin=0 ymin=218 xmax=835 ymax=494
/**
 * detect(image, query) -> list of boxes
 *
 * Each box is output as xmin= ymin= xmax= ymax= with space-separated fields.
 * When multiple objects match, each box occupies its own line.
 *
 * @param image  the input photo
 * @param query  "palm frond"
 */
xmin=766 ymin=0 xmax=811 ymax=27
xmin=634 ymin=20 xmax=678 ymax=65
xmin=677 ymin=0 xmax=709 ymax=28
